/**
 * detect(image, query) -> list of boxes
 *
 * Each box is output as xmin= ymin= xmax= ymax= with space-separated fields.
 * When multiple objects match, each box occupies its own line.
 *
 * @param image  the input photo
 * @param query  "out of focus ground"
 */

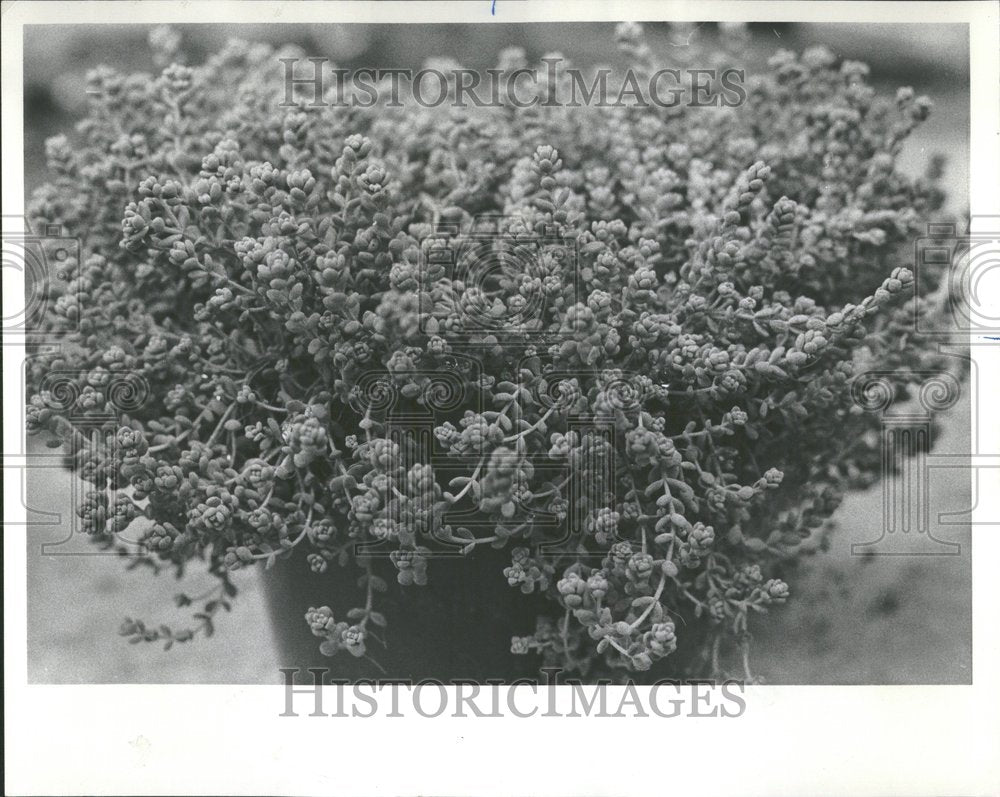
xmin=25 ymin=451 xmax=279 ymax=682
xmin=754 ymin=399 xmax=972 ymax=684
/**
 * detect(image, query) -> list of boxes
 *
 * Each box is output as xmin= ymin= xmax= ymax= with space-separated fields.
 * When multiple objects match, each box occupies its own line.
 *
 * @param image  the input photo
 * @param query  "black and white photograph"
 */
xmin=4 ymin=2 xmax=999 ymax=795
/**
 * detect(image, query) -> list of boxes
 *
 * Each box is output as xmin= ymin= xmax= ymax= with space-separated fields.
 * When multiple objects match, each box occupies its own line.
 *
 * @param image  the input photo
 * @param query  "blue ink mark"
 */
xmin=491 ymin=0 xmax=496 ymax=15
xmin=985 ymin=336 xmax=1000 ymax=341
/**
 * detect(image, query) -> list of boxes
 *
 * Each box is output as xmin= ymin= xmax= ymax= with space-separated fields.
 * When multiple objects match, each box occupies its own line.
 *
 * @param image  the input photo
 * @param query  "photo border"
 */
xmin=4 ymin=2 xmax=998 ymax=795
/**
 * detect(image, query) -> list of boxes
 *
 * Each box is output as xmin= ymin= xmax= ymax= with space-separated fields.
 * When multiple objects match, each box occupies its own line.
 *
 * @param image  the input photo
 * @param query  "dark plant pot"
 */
xmin=264 ymin=545 xmax=551 ymax=683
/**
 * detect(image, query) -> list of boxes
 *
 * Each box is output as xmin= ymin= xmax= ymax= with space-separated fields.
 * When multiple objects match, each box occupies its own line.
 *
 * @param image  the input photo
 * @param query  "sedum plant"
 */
xmin=26 ymin=23 xmax=952 ymax=680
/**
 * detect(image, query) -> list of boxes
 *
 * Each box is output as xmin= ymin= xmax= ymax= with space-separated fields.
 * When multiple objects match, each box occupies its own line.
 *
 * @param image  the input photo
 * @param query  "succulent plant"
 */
xmin=26 ymin=23 xmax=955 ymax=680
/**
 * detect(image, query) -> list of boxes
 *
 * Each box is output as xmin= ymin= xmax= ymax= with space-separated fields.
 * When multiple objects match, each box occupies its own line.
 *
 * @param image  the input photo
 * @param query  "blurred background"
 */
xmin=23 ymin=21 xmax=971 ymax=683
xmin=23 ymin=22 xmax=970 ymax=197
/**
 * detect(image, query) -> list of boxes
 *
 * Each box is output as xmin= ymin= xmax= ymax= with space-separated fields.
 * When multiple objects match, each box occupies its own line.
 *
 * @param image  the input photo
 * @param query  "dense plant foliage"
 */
xmin=26 ymin=23 xmax=952 ymax=679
